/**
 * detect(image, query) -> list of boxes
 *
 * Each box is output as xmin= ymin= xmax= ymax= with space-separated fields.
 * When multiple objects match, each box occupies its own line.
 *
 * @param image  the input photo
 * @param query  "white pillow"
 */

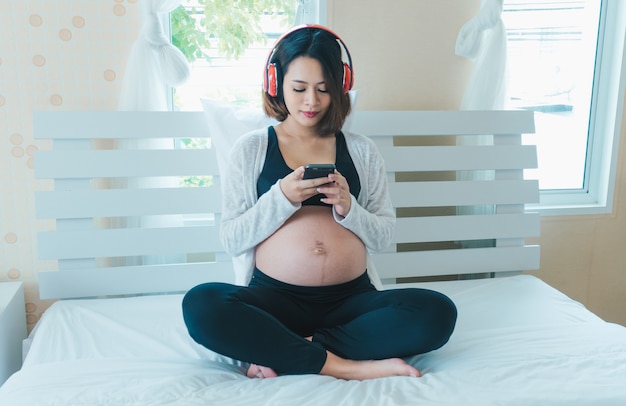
xmin=200 ymin=98 xmax=277 ymax=175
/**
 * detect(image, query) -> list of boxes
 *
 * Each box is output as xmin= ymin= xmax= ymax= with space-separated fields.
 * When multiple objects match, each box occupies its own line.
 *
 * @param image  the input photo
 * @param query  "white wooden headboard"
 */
xmin=33 ymin=110 xmax=539 ymax=299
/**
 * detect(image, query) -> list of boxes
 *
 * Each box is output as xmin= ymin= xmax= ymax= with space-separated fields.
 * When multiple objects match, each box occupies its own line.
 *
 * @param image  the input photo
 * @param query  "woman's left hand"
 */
xmin=319 ymin=171 xmax=352 ymax=217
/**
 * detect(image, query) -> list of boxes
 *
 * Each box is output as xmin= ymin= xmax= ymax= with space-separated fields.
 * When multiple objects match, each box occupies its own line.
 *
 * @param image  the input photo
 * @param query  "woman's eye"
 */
xmin=292 ymin=88 xmax=327 ymax=93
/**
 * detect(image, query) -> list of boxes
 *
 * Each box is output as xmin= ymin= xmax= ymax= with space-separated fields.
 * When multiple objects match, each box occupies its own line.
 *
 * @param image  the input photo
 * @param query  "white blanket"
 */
xmin=2 ymin=275 xmax=626 ymax=405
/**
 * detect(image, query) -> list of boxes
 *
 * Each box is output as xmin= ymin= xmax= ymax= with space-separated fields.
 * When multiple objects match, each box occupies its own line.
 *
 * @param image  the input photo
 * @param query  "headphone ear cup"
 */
xmin=266 ymin=63 xmax=278 ymax=97
xmin=342 ymin=63 xmax=353 ymax=94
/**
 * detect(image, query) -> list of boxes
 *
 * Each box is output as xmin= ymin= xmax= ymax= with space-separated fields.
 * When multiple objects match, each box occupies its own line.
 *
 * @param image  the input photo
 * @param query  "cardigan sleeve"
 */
xmin=219 ymin=131 xmax=300 ymax=257
xmin=334 ymin=134 xmax=396 ymax=252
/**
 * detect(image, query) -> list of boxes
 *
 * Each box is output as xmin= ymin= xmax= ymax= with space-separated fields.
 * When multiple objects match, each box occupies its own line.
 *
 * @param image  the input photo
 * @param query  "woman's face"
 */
xmin=282 ymin=56 xmax=332 ymax=130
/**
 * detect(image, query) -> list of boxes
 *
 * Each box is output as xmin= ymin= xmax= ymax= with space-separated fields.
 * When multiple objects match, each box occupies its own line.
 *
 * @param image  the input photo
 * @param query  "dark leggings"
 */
xmin=182 ymin=269 xmax=457 ymax=375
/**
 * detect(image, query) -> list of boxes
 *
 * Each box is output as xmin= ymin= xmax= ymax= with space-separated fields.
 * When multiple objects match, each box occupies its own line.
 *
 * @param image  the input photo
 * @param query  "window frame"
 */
xmin=527 ymin=0 xmax=626 ymax=216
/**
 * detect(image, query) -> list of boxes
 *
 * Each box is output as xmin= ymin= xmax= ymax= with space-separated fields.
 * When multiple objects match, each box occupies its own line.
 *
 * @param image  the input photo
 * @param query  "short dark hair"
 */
xmin=262 ymin=27 xmax=352 ymax=136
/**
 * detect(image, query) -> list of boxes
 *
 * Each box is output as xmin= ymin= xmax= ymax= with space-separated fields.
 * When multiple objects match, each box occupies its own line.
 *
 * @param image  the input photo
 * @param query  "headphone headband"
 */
xmin=263 ymin=24 xmax=354 ymax=96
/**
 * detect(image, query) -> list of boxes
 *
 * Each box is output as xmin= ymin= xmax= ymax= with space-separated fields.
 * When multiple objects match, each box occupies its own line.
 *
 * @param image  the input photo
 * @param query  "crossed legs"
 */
xmin=182 ymin=272 xmax=456 ymax=380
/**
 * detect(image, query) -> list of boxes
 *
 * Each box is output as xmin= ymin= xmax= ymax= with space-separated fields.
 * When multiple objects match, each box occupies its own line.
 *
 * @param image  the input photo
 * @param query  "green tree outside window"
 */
xmin=171 ymin=1 xmax=295 ymax=188
xmin=171 ymin=0 xmax=295 ymax=63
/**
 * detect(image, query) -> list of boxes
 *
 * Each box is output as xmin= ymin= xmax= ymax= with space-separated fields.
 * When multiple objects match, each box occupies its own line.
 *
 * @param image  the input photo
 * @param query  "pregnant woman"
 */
xmin=182 ymin=24 xmax=457 ymax=380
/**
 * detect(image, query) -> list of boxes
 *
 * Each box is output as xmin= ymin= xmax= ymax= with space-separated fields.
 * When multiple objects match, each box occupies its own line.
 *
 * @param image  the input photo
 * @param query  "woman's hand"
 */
xmin=318 ymin=171 xmax=352 ymax=217
xmin=279 ymin=167 xmax=351 ymax=215
xmin=279 ymin=166 xmax=332 ymax=205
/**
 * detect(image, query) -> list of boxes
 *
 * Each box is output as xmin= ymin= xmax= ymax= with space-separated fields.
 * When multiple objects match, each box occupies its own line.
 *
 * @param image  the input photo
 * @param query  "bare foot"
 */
xmin=246 ymin=364 xmax=278 ymax=379
xmin=320 ymin=352 xmax=421 ymax=380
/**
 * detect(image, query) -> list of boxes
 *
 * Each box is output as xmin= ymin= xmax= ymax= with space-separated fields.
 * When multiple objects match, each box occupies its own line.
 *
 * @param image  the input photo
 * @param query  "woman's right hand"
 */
xmin=279 ymin=166 xmax=331 ymax=205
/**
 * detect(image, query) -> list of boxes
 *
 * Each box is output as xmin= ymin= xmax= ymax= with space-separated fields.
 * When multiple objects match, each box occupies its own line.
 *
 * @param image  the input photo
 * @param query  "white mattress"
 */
xmin=1 ymin=275 xmax=625 ymax=405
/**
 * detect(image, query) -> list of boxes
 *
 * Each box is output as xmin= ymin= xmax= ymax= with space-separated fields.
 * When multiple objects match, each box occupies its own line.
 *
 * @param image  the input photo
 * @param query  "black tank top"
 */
xmin=257 ymin=126 xmax=361 ymax=206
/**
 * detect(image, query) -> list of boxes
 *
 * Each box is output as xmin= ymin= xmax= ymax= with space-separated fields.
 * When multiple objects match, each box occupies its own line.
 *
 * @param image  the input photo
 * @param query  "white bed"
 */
xmin=1 ymin=109 xmax=625 ymax=405
xmin=2 ymin=276 xmax=626 ymax=405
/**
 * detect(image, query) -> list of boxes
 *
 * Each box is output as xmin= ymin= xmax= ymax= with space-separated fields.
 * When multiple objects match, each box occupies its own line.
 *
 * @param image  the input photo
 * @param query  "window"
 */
xmin=503 ymin=0 xmax=626 ymax=215
xmin=171 ymin=0 xmax=326 ymax=111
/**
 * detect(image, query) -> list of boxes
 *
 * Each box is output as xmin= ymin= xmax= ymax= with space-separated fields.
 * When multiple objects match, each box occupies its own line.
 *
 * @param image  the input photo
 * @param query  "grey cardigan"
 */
xmin=219 ymin=126 xmax=395 ymax=288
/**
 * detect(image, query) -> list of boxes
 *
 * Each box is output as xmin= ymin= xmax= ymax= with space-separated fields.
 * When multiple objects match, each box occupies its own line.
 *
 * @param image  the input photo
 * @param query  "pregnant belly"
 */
xmin=255 ymin=206 xmax=367 ymax=286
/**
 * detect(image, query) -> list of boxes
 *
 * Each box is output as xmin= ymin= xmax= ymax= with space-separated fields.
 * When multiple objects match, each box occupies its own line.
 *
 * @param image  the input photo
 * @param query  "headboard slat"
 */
xmin=38 ymin=262 xmax=234 ymax=299
xmin=389 ymin=180 xmax=539 ymax=207
xmin=372 ymin=245 xmax=540 ymax=278
xmin=37 ymin=226 xmax=222 ymax=259
xmin=33 ymin=111 xmax=210 ymax=139
xmin=35 ymin=187 xmax=221 ymax=218
xmin=378 ymin=145 xmax=537 ymax=172
xmin=394 ymin=213 xmax=540 ymax=243
xmin=352 ymin=110 xmax=535 ymax=136
xmin=35 ymin=149 xmax=219 ymax=178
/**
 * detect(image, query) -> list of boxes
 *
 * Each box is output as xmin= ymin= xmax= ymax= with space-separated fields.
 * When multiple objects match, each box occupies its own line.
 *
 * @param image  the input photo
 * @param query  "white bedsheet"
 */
xmin=1 ymin=275 xmax=625 ymax=405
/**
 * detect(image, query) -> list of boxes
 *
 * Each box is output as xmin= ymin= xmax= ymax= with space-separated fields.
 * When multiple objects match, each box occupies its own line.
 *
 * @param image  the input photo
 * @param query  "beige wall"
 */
xmin=328 ymin=0 xmax=626 ymax=326
xmin=328 ymin=0 xmax=477 ymax=110
xmin=0 ymin=1 xmax=140 ymax=330
xmin=0 ymin=1 xmax=624 ymax=330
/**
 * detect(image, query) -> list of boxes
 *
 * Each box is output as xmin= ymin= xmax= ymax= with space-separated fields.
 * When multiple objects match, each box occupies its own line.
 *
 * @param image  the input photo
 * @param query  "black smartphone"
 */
xmin=303 ymin=164 xmax=336 ymax=180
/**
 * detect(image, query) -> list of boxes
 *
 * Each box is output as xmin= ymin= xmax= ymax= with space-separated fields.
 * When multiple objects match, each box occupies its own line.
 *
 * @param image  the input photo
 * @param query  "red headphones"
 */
xmin=263 ymin=24 xmax=354 ymax=97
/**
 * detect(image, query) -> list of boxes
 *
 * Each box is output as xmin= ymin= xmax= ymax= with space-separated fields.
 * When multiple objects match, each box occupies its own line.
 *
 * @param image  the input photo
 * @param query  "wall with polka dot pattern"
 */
xmin=0 ymin=0 xmax=140 ymax=331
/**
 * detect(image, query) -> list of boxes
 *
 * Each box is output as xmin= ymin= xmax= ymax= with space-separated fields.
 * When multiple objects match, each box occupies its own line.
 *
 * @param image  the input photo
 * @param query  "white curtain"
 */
xmin=455 ymin=0 xmax=508 ymax=166
xmin=294 ymin=0 xmax=320 ymax=25
xmin=118 ymin=0 xmax=190 ymax=111
xmin=455 ymin=0 xmax=507 ymax=248
xmin=116 ymin=0 xmax=191 ymax=266
xmin=455 ymin=0 xmax=507 ymax=111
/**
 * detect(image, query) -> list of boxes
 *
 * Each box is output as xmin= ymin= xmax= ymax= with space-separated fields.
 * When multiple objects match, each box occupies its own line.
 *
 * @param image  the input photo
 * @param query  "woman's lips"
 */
xmin=303 ymin=111 xmax=319 ymax=119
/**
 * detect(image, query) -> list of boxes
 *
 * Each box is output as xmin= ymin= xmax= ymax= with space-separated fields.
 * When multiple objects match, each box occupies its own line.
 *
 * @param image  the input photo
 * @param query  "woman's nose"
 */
xmin=304 ymin=89 xmax=319 ymax=105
